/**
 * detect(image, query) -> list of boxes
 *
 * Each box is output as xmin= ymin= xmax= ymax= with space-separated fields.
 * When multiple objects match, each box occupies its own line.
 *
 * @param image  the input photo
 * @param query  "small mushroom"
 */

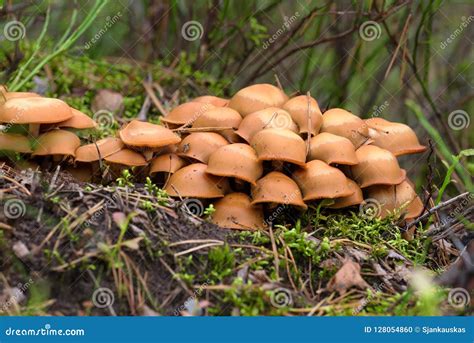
xmin=235 ymin=107 xmax=297 ymax=142
xmin=177 ymin=132 xmax=228 ymax=163
xmin=32 ymin=129 xmax=80 ymax=158
xmin=119 ymin=120 xmax=181 ymax=161
xmin=75 ymin=137 xmax=124 ymax=162
xmin=365 ymin=118 xmax=427 ymax=156
xmin=165 ymin=163 xmax=229 ymax=198
xmin=365 ymin=180 xmax=424 ymax=219
xmin=150 ymin=153 xmax=188 ymax=175
xmin=161 ymin=101 xmax=215 ymax=127
xmin=308 ymin=132 xmax=358 ymax=165
xmin=228 ymin=84 xmax=288 ymax=117
xmin=192 ymin=107 xmax=242 ymax=142
xmin=212 ymin=193 xmax=265 ymax=230
xmin=0 ymin=132 xmax=32 ymax=153
xmin=251 ymin=171 xmax=307 ymax=209
xmin=0 ymin=97 xmax=73 ymax=137
xmin=321 ymin=108 xmax=369 ymax=148
xmin=103 ymin=149 xmax=147 ymax=167
xmin=193 ymin=95 xmax=229 ymax=107
xmin=206 ymin=143 xmax=263 ymax=185
xmin=329 ymin=179 xmax=363 ymax=209
xmin=250 ymin=128 xmax=306 ymax=167
xmin=293 ymin=160 xmax=354 ymax=201
xmin=351 ymin=145 xmax=405 ymax=188
xmin=282 ymin=95 xmax=323 ymax=136
xmin=56 ymin=108 xmax=97 ymax=129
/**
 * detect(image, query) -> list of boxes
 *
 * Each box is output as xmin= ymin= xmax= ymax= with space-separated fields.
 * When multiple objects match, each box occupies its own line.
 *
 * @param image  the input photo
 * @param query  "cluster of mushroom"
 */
xmin=0 ymin=87 xmax=97 ymax=170
xmin=0 ymin=84 xmax=426 ymax=230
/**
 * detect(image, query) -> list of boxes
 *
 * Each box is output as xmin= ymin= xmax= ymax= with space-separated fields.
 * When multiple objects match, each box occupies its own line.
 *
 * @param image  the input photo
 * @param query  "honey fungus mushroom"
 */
xmin=56 ymin=108 xmax=97 ymax=129
xmin=212 ymin=193 xmax=265 ymax=230
xmin=250 ymin=128 xmax=306 ymax=167
xmin=75 ymin=137 xmax=124 ymax=163
xmin=293 ymin=160 xmax=354 ymax=201
xmin=329 ymin=179 xmax=363 ymax=209
xmin=119 ymin=120 xmax=181 ymax=160
xmin=308 ymin=132 xmax=358 ymax=165
xmin=235 ymin=107 xmax=297 ymax=142
xmin=0 ymin=97 xmax=73 ymax=137
xmin=251 ymin=171 xmax=307 ymax=209
xmin=282 ymin=95 xmax=323 ymax=136
xmin=365 ymin=180 xmax=424 ymax=219
xmin=228 ymin=84 xmax=288 ymax=117
xmin=206 ymin=143 xmax=263 ymax=185
xmin=365 ymin=118 xmax=427 ymax=156
xmin=351 ymin=145 xmax=405 ymax=188
xmin=0 ymin=132 xmax=33 ymax=154
xmin=192 ymin=107 xmax=242 ymax=142
xmin=321 ymin=108 xmax=369 ymax=148
xmin=103 ymin=148 xmax=148 ymax=179
xmin=149 ymin=153 xmax=188 ymax=186
xmin=161 ymin=101 xmax=215 ymax=127
xmin=177 ymin=132 xmax=228 ymax=163
xmin=193 ymin=95 xmax=229 ymax=107
xmin=165 ymin=163 xmax=229 ymax=198
xmin=32 ymin=129 xmax=80 ymax=159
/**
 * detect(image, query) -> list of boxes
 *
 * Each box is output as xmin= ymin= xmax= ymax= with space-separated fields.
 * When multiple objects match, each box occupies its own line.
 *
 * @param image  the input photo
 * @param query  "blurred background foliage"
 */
xmin=0 ymin=0 xmax=472 ymax=197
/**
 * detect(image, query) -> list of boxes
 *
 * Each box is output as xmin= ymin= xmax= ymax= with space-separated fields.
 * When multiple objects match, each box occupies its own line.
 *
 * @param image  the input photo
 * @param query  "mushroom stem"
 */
xmin=29 ymin=123 xmax=40 ymax=137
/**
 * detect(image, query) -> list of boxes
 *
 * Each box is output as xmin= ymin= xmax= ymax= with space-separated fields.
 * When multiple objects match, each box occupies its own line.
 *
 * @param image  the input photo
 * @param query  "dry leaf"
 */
xmin=327 ymin=259 xmax=369 ymax=294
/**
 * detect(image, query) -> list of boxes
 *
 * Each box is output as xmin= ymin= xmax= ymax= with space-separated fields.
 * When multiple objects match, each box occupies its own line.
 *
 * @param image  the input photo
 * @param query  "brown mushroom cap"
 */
xmin=0 ymin=132 xmax=32 ymax=153
xmin=293 ymin=160 xmax=354 ymax=201
xmin=329 ymin=179 xmax=363 ymax=209
xmin=161 ymin=101 xmax=215 ymax=126
xmin=32 ymin=130 xmax=80 ymax=157
xmin=0 ymin=97 xmax=73 ymax=124
xmin=251 ymin=171 xmax=307 ymax=209
xmin=119 ymin=120 xmax=181 ymax=149
xmin=193 ymin=95 xmax=229 ymax=107
xmin=235 ymin=107 xmax=298 ymax=142
xmin=75 ymin=137 xmax=124 ymax=162
xmin=103 ymin=148 xmax=147 ymax=166
xmin=206 ymin=143 xmax=263 ymax=185
xmin=351 ymin=145 xmax=405 ymax=188
xmin=192 ymin=107 xmax=242 ymax=142
xmin=321 ymin=108 xmax=369 ymax=147
xmin=282 ymin=95 xmax=323 ymax=136
xmin=56 ymin=108 xmax=97 ymax=129
xmin=165 ymin=163 xmax=229 ymax=198
xmin=308 ymin=132 xmax=358 ymax=165
xmin=228 ymin=84 xmax=288 ymax=117
xmin=4 ymin=92 xmax=41 ymax=100
xmin=250 ymin=128 xmax=306 ymax=166
xmin=212 ymin=193 xmax=265 ymax=230
xmin=365 ymin=118 xmax=427 ymax=156
xmin=150 ymin=153 xmax=188 ymax=174
xmin=365 ymin=180 xmax=424 ymax=219
xmin=177 ymin=132 xmax=229 ymax=163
